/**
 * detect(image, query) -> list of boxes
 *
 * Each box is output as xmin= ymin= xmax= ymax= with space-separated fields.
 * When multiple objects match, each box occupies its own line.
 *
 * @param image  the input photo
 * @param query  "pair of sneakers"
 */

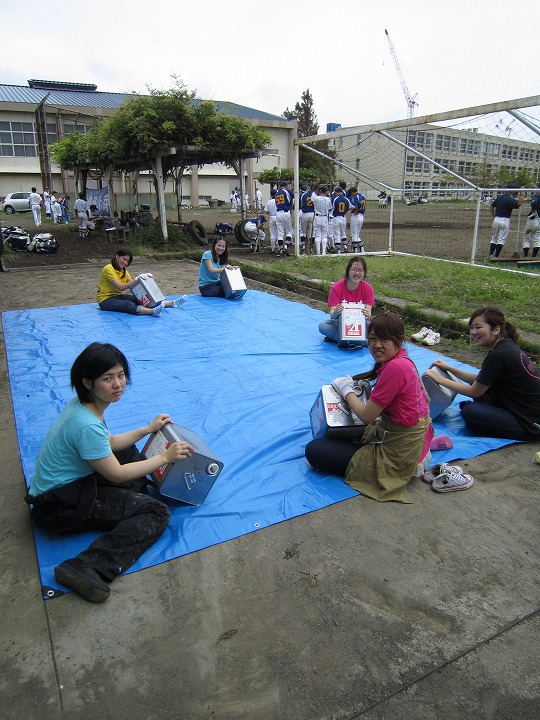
xmin=411 ymin=326 xmax=441 ymax=346
xmin=422 ymin=462 xmax=474 ymax=493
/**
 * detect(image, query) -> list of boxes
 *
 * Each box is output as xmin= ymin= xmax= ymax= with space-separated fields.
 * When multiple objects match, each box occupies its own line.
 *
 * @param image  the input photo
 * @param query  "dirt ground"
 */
xmin=0 ymin=201 xmax=514 ymax=270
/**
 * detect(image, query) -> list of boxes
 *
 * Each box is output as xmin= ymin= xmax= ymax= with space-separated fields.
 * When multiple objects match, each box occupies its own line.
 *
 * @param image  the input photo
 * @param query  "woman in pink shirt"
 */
xmin=306 ymin=312 xmax=433 ymax=503
xmin=318 ymin=256 xmax=375 ymax=343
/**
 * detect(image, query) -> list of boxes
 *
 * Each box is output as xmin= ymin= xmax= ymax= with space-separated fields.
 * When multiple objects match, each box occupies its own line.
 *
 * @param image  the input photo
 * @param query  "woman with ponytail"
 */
xmin=424 ymin=306 xmax=540 ymax=441
xmin=306 ymin=312 xmax=433 ymax=503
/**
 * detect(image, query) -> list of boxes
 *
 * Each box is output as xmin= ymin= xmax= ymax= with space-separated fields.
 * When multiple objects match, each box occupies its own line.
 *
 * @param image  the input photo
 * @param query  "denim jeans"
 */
xmin=199 ymin=283 xmax=225 ymax=297
xmin=318 ymin=318 xmax=339 ymax=342
xmin=460 ymin=396 xmax=539 ymax=441
xmin=99 ymin=295 xmax=140 ymax=315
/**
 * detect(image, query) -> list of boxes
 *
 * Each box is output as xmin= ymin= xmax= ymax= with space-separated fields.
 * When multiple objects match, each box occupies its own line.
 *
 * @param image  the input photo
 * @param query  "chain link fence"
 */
xmin=296 ymin=96 xmax=540 ymax=264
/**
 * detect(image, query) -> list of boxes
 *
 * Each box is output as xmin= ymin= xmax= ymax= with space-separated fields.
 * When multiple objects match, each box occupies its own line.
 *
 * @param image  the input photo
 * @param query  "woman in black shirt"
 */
xmin=424 ymin=307 xmax=540 ymax=441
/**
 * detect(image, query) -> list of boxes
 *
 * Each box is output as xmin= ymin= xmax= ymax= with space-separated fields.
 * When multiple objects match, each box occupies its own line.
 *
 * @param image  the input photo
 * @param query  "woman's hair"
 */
xmin=211 ymin=236 xmax=229 ymax=265
xmin=469 ymin=307 xmax=519 ymax=343
xmin=71 ymin=342 xmax=131 ymax=403
xmin=111 ymin=248 xmax=133 ymax=277
xmin=345 ymin=256 xmax=367 ymax=279
xmin=352 ymin=312 xmax=405 ymax=382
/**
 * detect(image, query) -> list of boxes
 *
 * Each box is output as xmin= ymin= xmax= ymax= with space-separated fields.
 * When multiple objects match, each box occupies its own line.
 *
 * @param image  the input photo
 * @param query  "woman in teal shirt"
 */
xmin=198 ymin=236 xmax=237 ymax=297
xmin=26 ymin=342 xmax=193 ymax=603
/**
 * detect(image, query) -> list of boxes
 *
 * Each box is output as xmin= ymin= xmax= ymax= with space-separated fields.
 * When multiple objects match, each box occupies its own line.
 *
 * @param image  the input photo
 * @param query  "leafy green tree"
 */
xmin=283 ymin=88 xmax=336 ymax=182
xmin=494 ymin=165 xmax=536 ymax=188
xmin=50 ymin=83 xmax=270 ymax=225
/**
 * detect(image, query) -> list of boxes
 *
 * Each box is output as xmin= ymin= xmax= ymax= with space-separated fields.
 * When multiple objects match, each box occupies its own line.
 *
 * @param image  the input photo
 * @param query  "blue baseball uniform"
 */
xmin=349 ymin=192 xmax=366 ymax=252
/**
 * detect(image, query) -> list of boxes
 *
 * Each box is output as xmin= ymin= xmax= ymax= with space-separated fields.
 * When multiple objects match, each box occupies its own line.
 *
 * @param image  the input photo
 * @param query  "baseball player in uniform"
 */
xmin=331 ymin=188 xmax=352 ymax=254
xmin=43 ymin=188 xmax=51 ymax=217
xmin=299 ymin=183 xmax=315 ymax=253
xmin=311 ymin=185 xmax=332 ymax=255
xmin=489 ymin=189 xmax=524 ymax=258
xmin=29 ymin=186 xmax=42 ymax=227
xmin=349 ymin=187 xmax=366 ymax=253
xmin=275 ymin=180 xmax=295 ymax=256
xmin=74 ymin=192 xmax=90 ymax=238
xmin=244 ymin=215 xmax=266 ymax=252
xmin=264 ymin=189 xmax=278 ymax=253
xmin=523 ymin=210 xmax=540 ymax=257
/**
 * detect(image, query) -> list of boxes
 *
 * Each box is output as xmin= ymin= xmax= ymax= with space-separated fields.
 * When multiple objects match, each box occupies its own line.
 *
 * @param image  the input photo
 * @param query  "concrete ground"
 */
xmin=1 ymin=260 xmax=539 ymax=720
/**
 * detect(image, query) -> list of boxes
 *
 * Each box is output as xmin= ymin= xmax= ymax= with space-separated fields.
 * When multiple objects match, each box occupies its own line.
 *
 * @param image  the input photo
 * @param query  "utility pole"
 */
xmin=385 ymin=29 xmax=419 ymax=118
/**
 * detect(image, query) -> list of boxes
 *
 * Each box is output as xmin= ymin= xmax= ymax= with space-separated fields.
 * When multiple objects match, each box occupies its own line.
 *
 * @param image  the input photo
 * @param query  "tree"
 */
xmin=494 ymin=165 xmax=536 ymax=189
xmin=50 ymin=83 xmax=271 ymax=226
xmin=283 ymin=89 xmax=319 ymax=138
xmin=283 ymin=89 xmax=336 ymax=182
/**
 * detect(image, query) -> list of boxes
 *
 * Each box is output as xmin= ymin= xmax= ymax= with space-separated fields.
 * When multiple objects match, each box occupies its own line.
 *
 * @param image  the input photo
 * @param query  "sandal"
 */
xmin=422 ymin=462 xmax=463 ymax=483
xmin=432 ymin=469 xmax=474 ymax=493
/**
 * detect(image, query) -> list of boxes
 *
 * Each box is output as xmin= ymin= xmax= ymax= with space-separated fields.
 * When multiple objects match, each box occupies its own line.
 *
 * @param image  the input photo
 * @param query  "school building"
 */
xmin=0 ymin=79 xmax=297 ymax=207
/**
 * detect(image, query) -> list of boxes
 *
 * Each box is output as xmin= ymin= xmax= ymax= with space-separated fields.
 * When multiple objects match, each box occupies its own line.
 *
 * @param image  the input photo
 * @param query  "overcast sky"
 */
xmin=2 ymin=0 xmax=539 ymax=131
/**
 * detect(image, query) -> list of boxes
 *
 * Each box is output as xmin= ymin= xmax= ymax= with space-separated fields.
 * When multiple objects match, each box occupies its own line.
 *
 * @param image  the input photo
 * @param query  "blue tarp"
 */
xmin=2 ymin=291 xmax=514 ymax=598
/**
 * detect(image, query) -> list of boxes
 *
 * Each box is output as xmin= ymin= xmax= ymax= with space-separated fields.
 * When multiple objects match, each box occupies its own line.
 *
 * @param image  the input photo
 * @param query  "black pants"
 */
xmin=305 ymin=438 xmax=360 ymax=476
xmin=74 ymin=483 xmax=170 ymax=581
xmin=30 ymin=446 xmax=170 ymax=582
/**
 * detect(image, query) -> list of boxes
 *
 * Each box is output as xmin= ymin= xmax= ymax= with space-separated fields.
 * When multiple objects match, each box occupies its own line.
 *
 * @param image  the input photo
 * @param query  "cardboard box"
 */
xmin=339 ymin=302 xmax=367 ymax=347
xmin=309 ymin=383 xmax=369 ymax=439
xmin=422 ymin=367 xmax=458 ymax=420
xmin=141 ymin=423 xmax=223 ymax=505
xmin=130 ymin=274 xmax=166 ymax=307
xmin=221 ymin=267 xmax=247 ymax=300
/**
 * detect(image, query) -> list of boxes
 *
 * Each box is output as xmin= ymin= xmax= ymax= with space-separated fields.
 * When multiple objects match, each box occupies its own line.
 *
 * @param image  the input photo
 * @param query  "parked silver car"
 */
xmin=2 ymin=192 xmax=31 ymax=214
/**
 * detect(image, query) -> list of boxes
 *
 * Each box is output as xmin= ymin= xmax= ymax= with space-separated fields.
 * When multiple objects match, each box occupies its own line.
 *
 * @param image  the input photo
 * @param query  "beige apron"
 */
xmin=345 ymin=414 xmax=431 ymax=503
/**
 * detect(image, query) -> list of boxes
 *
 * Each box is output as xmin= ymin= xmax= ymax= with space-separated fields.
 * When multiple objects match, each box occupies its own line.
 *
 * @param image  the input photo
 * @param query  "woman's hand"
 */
xmin=147 ymin=414 xmax=173 ymax=434
xmin=430 ymin=359 xmax=452 ymax=372
xmin=332 ymin=375 xmax=355 ymax=398
xmin=225 ymin=264 xmax=239 ymax=270
xmin=330 ymin=303 xmax=344 ymax=319
xmin=164 ymin=441 xmax=193 ymax=463
xmin=423 ymin=368 xmax=442 ymax=384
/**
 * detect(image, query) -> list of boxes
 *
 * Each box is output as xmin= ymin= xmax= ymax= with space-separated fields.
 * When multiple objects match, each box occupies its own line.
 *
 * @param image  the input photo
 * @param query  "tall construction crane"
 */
xmin=384 ymin=29 xmax=419 ymax=118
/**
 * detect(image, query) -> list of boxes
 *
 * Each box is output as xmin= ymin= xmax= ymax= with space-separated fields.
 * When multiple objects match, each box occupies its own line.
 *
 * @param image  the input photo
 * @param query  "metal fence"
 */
xmin=295 ymin=96 xmax=540 ymax=264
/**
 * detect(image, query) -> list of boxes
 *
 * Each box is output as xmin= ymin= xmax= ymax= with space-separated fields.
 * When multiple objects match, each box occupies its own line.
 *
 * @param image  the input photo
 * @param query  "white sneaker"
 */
xmin=153 ymin=302 xmax=164 ymax=317
xmin=411 ymin=326 xmax=430 ymax=341
xmin=172 ymin=295 xmax=187 ymax=308
xmin=422 ymin=329 xmax=441 ymax=346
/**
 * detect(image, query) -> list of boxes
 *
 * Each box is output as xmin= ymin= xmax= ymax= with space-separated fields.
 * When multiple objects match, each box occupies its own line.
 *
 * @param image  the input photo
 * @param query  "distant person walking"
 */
xmin=29 ymin=187 xmax=42 ymax=227
xmin=74 ymin=192 xmax=90 ymax=238
xmin=489 ymin=188 xmax=524 ymax=259
xmin=43 ymin=187 xmax=51 ymax=218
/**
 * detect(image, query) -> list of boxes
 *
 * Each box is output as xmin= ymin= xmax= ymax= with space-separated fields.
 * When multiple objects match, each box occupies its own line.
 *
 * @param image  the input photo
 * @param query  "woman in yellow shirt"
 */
xmin=97 ymin=248 xmax=183 ymax=317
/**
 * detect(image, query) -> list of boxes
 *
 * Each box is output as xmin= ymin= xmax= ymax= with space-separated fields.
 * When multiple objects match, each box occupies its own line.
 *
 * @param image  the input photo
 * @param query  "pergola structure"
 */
xmin=74 ymin=146 xmax=261 ymax=239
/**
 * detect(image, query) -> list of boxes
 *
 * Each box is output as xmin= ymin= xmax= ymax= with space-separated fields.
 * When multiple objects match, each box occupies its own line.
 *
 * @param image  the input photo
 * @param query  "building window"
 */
xmin=0 ymin=120 xmax=37 ymax=156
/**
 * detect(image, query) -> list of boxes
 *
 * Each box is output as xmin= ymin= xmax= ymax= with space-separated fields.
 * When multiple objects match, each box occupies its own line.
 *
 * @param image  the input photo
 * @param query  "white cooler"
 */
xmin=130 ymin=274 xmax=166 ymax=307
xmin=221 ymin=268 xmax=247 ymax=299
xmin=141 ymin=423 xmax=223 ymax=505
xmin=422 ymin=367 xmax=458 ymax=420
xmin=309 ymin=382 xmax=370 ymax=439
xmin=338 ymin=302 xmax=367 ymax=348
